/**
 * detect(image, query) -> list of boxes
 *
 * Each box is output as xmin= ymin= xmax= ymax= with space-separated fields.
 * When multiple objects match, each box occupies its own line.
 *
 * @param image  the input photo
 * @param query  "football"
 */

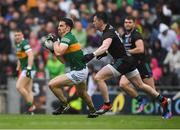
xmin=44 ymin=39 xmax=54 ymax=51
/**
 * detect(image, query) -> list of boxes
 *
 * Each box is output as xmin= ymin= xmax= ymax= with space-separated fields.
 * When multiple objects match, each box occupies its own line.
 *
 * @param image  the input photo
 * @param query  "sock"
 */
xmin=26 ymin=102 xmax=33 ymax=107
xmin=156 ymin=94 xmax=164 ymax=103
xmin=157 ymin=95 xmax=169 ymax=114
xmin=135 ymin=95 xmax=143 ymax=103
xmin=26 ymin=102 xmax=33 ymax=112
xmin=104 ymin=102 xmax=111 ymax=106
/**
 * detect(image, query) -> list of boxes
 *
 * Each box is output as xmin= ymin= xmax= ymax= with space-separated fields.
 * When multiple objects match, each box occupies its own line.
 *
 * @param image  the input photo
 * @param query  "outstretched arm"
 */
xmin=93 ymin=38 xmax=112 ymax=56
xmin=82 ymin=38 xmax=112 ymax=63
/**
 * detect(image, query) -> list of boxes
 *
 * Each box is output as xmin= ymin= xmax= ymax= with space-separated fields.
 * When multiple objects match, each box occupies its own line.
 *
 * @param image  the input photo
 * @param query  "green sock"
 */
xmin=27 ymin=102 xmax=33 ymax=107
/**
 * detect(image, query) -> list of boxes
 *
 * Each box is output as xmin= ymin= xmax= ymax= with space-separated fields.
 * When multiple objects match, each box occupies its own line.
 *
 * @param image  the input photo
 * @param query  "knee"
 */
xmin=48 ymin=81 xmax=54 ymax=89
xmin=16 ymin=84 xmax=21 ymax=91
xmin=119 ymin=81 xmax=128 ymax=89
xmin=94 ymin=74 xmax=103 ymax=83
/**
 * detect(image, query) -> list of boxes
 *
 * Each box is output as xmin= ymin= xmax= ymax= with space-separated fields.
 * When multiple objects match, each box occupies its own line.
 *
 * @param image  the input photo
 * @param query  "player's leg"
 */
xmin=127 ymin=71 xmax=172 ymax=119
xmin=25 ymin=79 xmax=36 ymax=114
xmin=138 ymin=63 xmax=156 ymax=90
xmin=119 ymin=75 xmax=147 ymax=113
xmin=16 ymin=76 xmax=31 ymax=102
xmin=25 ymin=70 xmax=36 ymax=108
xmin=128 ymin=74 xmax=158 ymax=97
xmin=49 ymin=68 xmax=89 ymax=115
xmin=94 ymin=64 xmax=116 ymax=114
xmin=26 ymin=79 xmax=33 ymax=103
xmin=119 ymin=75 xmax=138 ymax=98
xmin=76 ymin=82 xmax=98 ymax=118
xmin=16 ymin=75 xmax=34 ymax=114
xmin=143 ymin=77 xmax=155 ymax=90
xmin=48 ymin=74 xmax=72 ymax=107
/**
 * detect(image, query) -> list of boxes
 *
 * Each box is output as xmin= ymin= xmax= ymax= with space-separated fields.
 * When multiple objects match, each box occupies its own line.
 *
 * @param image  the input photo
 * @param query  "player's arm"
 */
xmin=16 ymin=60 xmax=21 ymax=71
xmin=53 ymin=41 xmax=68 ymax=63
xmin=93 ymin=38 xmax=112 ymax=56
xmin=25 ymin=49 xmax=34 ymax=78
xmin=82 ymin=38 xmax=112 ymax=63
xmin=26 ymin=50 xmax=34 ymax=69
xmin=128 ymin=39 xmax=144 ymax=54
xmin=54 ymin=41 xmax=68 ymax=56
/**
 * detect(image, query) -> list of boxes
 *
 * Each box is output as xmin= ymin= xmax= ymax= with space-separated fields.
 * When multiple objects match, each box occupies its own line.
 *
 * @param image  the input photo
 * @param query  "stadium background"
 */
xmin=0 ymin=0 xmax=180 ymax=119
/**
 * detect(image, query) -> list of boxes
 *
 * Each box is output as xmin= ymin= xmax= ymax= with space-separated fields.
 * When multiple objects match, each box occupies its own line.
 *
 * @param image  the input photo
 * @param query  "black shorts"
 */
xmin=136 ymin=62 xmax=152 ymax=79
xmin=112 ymin=57 xmax=136 ymax=75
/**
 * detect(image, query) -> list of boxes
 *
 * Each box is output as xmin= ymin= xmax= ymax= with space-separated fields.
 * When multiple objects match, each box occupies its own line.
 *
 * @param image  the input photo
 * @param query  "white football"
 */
xmin=44 ymin=39 xmax=54 ymax=51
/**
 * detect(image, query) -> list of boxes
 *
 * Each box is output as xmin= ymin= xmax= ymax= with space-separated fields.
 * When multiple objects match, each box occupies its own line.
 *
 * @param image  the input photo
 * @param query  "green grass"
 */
xmin=0 ymin=114 xmax=179 ymax=129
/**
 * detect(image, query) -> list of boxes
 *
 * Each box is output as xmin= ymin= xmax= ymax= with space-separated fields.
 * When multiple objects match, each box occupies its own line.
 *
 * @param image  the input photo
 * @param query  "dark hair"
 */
xmin=94 ymin=12 xmax=108 ymax=23
xmin=14 ymin=29 xmax=23 ymax=33
xmin=125 ymin=16 xmax=136 ymax=22
xmin=60 ymin=17 xmax=74 ymax=30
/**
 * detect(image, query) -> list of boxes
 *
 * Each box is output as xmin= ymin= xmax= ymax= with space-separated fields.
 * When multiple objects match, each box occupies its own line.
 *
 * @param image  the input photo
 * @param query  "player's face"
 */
xmin=14 ymin=32 xmax=24 ymax=43
xmin=58 ymin=21 xmax=68 ymax=36
xmin=93 ymin=16 xmax=102 ymax=31
xmin=124 ymin=19 xmax=135 ymax=32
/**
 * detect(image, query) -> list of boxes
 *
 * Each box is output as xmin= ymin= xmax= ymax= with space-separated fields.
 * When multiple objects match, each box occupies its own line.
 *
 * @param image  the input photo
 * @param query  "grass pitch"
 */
xmin=0 ymin=114 xmax=179 ymax=129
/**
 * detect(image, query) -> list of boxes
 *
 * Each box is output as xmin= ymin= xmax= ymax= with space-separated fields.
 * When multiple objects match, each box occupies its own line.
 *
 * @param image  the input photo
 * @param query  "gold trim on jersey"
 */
xmin=65 ymin=43 xmax=81 ymax=54
xmin=16 ymin=51 xmax=27 ymax=59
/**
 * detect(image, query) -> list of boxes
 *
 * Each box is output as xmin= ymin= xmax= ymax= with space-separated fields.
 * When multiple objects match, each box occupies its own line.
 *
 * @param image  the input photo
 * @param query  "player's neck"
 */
xmin=61 ymin=31 xmax=70 ymax=37
xmin=101 ymin=24 xmax=107 ymax=32
xmin=126 ymin=28 xmax=134 ymax=35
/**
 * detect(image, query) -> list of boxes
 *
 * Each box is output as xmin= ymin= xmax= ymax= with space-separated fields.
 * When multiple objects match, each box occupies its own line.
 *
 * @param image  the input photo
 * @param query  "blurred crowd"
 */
xmin=0 ymin=0 xmax=180 ymax=90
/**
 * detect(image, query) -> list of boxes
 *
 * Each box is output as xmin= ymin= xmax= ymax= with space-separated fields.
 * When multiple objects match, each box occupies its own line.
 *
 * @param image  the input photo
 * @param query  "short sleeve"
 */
xmin=132 ymin=31 xmax=143 ymax=42
xmin=23 ymin=40 xmax=31 ymax=52
xmin=103 ymin=30 xmax=114 ymax=40
xmin=61 ymin=37 xmax=71 ymax=46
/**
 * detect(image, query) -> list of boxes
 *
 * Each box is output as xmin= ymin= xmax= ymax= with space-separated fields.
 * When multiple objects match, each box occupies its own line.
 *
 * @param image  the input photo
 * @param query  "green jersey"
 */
xmin=60 ymin=32 xmax=86 ymax=70
xmin=16 ymin=40 xmax=36 ymax=70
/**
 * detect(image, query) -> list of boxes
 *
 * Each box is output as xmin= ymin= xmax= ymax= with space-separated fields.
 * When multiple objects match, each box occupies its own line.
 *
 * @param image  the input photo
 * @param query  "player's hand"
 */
xmin=26 ymin=67 xmax=32 ymax=78
xmin=46 ymin=34 xmax=58 ymax=42
xmin=96 ymin=52 xmax=108 ymax=60
xmin=43 ymin=34 xmax=57 ymax=53
xmin=82 ymin=53 xmax=95 ymax=63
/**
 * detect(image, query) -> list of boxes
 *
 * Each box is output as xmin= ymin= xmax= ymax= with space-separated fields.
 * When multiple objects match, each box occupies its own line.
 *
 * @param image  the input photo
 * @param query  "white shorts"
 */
xmin=107 ymin=64 xmax=139 ymax=79
xmin=66 ymin=67 xmax=88 ymax=84
xmin=20 ymin=70 xmax=36 ymax=79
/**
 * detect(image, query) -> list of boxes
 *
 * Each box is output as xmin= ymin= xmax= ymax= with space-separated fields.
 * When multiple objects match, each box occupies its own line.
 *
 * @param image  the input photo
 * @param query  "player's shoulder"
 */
xmin=132 ymin=29 xmax=141 ymax=36
xmin=61 ymin=36 xmax=71 ymax=43
xmin=107 ymin=25 xmax=116 ymax=33
xmin=21 ymin=39 xmax=31 ymax=50
xmin=62 ymin=32 xmax=76 ymax=42
xmin=20 ymin=39 xmax=29 ymax=46
xmin=131 ymin=29 xmax=143 ymax=39
xmin=103 ymin=24 xmax=116 ymax=37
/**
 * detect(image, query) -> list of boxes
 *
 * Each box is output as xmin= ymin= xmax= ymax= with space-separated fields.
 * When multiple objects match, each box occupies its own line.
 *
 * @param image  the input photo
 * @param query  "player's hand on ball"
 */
xmin=46 ymin=34 xmax=58 ymax=42
xmin=43 ymin=34 xmax=58 ymax=53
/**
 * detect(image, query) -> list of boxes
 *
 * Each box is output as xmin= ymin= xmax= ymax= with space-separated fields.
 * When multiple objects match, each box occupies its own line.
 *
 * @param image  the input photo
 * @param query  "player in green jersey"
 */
xmin=15 ymin=30 xmax=36 ymax=114
xmin=46 ymin=18 xmax=98 ymax=118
